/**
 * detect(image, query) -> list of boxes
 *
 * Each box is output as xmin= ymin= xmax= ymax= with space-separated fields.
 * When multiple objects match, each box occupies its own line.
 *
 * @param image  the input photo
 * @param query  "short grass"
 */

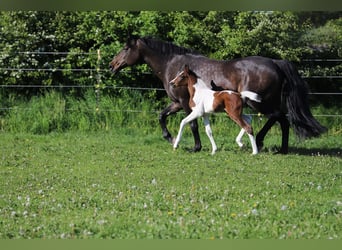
xmin=0 ymin=127 xmax=341 ymax=239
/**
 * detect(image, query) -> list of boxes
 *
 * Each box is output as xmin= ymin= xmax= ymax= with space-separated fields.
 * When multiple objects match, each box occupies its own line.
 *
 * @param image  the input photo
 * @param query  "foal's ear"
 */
xmin=184 ymin=64 xmax=189 ymax=72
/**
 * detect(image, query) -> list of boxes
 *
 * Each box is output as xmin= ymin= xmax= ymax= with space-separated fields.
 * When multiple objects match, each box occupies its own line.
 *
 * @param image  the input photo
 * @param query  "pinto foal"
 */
xmin=169 ymin=65 xmax=261 ymax=155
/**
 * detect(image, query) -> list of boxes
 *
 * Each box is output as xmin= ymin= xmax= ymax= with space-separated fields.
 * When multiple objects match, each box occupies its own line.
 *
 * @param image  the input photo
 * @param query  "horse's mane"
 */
xmin=139 ymin=36 xmax=200 ymax=56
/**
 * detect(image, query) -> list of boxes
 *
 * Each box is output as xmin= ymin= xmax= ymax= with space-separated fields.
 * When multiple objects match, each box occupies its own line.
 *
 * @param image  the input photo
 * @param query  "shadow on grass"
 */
xmin=177 ymin=143 xmax=342 ymax=158
xmin=288 ymin=147 xmax=342 ymax=157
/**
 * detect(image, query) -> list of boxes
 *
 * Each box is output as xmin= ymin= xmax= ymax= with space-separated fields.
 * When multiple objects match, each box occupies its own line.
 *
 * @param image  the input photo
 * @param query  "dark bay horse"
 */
xmin=169 ymin=65 xmax=261 ymax=155
xmin=109 ymin=36 xmax=327 ymax=154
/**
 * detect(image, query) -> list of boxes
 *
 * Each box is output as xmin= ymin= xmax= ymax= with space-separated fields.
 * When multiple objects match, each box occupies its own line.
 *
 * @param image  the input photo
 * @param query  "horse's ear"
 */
xmin=127 ymin=34 xmax=138 ymax=47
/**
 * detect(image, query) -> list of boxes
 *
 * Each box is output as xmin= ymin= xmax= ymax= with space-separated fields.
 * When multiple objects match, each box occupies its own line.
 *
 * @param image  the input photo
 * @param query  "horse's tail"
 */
xmin=211 ymin=80 xmax=225 ymax=91
xmin=240 ymin=91 xmax=262 ymax=103
xmin=274 ymin=59 xmax=327 ymax=138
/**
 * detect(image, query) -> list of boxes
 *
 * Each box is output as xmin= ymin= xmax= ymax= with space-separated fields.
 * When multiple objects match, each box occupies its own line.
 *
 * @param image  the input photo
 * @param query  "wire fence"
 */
xmin=0 ymin=51 xmax=341 ymax=117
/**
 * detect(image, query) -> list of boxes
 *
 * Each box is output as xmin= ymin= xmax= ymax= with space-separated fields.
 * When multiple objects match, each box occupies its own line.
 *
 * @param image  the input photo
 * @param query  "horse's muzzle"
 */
xmin=109 ymin=64 xmax=120 ymax=75
xmin=109 ymin=61 xmax=127 ymax=74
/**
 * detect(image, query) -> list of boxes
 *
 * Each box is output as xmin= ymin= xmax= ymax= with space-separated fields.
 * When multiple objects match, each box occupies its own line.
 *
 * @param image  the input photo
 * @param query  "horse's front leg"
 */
xmin=188 ymin=119 xmax=202 ymax=152
xmin=159 ymin=102 xmax=182 ymax=144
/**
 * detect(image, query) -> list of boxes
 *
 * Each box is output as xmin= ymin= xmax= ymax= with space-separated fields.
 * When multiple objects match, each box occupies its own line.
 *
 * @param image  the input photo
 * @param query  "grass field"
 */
xmin=0 ymin=124 xmax=341 ymax=239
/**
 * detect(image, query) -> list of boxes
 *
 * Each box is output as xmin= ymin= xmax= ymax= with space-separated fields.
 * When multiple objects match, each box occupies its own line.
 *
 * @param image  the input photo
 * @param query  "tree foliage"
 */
xmin=0 ymin=11 xmax=341 ymax=91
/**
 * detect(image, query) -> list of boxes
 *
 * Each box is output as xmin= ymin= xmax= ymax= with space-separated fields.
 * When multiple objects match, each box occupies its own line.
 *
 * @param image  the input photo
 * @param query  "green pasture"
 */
xmin=0 ymin=10 xmax=341 ymax=240
xmin=0 ymin=125 xmax=341 ymax=239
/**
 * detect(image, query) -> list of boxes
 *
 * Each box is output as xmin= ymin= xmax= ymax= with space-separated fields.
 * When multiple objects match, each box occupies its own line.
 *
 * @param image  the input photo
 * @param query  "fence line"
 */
xmin=301 ymin=59 xmax=342 ymax=62
xmin=15 ymin=51 xmax=98 ymax=55
xmin=2 ymin=51 xmax=98 ymax=55
xmin=1 ymin=84 xmax=341 ymax=95
xmin=302 ymin=76 xmax=342 ymax=79
xmin=0 ymin=68 xmax=154 ymax=76
xmin=0 ymin=106 xmax=340 ymax=118
xmin=0 ymin=68 xmax=102 ymax=72
xmin=1 ymin=51 xmax=341 ymax=117
xmin=0 ymin=92 xmax=340 ymax=117
xmin=2 ymin=50 xmax=342 ymax=60
xmin=1 ymin=67 xmax=342 ymax=79
xmin=0 ymin=85 xmax=166 ymax=92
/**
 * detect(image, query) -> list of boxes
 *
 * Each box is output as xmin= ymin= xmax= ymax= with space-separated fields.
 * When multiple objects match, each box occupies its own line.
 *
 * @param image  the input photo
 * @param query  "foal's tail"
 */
xmin=274 ymin=59 xmax=327 ymax=138
xmin=240 ymin=91 xmax=262 ymax=103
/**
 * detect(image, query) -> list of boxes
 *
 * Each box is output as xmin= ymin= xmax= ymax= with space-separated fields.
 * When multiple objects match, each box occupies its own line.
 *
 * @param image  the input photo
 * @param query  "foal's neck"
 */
xmin=188 ymin=77 xmax=208 ymax=92
xmin=186 ymin=76 xmax=198 ymax=108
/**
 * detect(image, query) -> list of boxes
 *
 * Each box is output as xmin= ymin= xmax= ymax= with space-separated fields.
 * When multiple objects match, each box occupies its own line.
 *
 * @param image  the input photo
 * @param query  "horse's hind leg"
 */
xmin=226 ymin=111 xmax=258 ymax=155
xmin=256 ymin=114 xmax=289 ymax=154
xmin=236 ymin=128 xmax=245 ymax=148
xmin=235 ymin=114 xmax=252 ymax=148
xmin=278 ymin=114 xmax=290 ymax=154
xmin=247 ymin=133 xmax=258 ymax=155
xmin=243 ymin=122 xmax=258 ymax=155
xmin=256 ymin=116 xmax=277 ymax=152
xmin=203 ymin=114 xmax=217 ymax=155
xmin=239 ymin=121 xmax=258 ymax=155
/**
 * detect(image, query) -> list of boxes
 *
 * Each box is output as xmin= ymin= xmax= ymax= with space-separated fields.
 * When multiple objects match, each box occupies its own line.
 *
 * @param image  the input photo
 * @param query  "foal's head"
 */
xmin=169 ymin=65 xmax=198 ymax=88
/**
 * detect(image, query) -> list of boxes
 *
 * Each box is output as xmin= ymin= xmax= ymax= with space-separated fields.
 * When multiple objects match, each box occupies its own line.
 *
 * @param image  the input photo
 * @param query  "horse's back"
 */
xmin=223 ymin=56 xmax=284 ymax=86
xmin=167 ymin=54 xmax=285 ymax=114
xmin=220 ymin=56 xmax=285 ymax=114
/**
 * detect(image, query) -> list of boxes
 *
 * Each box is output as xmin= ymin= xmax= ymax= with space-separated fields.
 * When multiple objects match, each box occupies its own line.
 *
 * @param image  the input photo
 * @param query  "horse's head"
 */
xmin=169 ymin=65 xmax=197 ymax=88
xmin=109 ymin=35 xmax=143 ymax=74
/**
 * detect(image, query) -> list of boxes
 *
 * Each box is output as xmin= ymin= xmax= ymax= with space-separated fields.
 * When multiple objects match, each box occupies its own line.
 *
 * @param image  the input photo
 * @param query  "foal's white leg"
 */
xmin=247 ymin=133 xmax=258 ymax=155
xmin=235 ymin=128 xmax=245 ymax=148
xmin=173 ymin=110 xmax=201 ymax=150
xmin=235 ymin=114 xmax=252 ymax=148
xmin=203 ymin=114 xmax=217 ymax=155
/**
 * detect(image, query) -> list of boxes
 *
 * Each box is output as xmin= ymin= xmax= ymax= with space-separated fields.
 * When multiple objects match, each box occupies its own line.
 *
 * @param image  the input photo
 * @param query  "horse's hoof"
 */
xmin=256 ymin=141 xmax=264 ymax=152
xmin=274 ymin=149 xmax=288 ymax=155
xmin=191 ymin=147 xmax=201 ymax=153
